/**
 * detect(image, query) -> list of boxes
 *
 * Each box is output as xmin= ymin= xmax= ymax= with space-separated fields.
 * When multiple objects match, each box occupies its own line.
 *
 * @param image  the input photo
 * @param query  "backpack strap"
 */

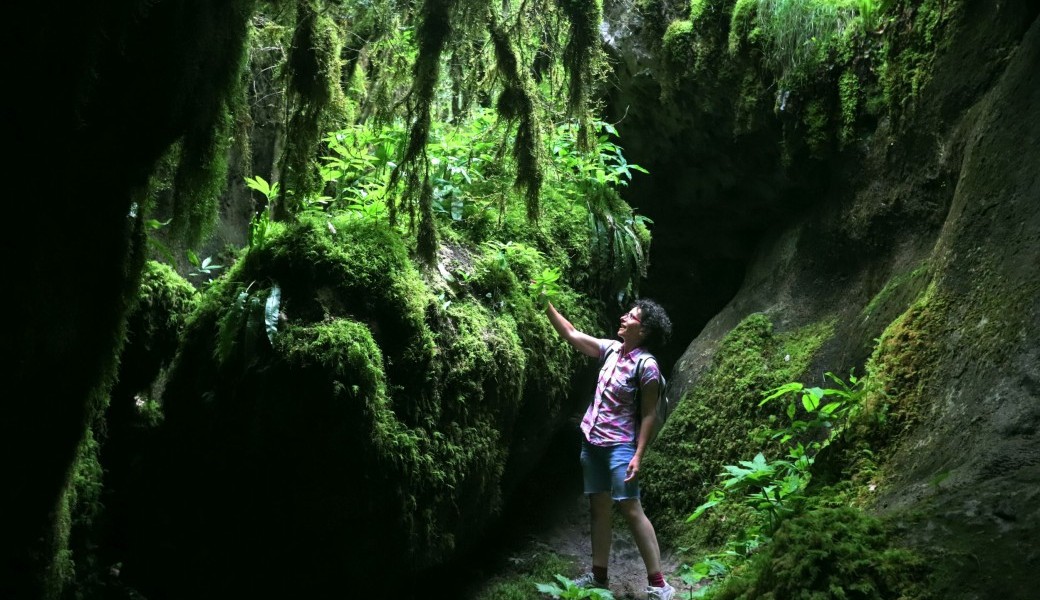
xmin=634 ymin=354 xmax=659 ymax=390
xmin=633 ymin=354 xmax=660 ymax=411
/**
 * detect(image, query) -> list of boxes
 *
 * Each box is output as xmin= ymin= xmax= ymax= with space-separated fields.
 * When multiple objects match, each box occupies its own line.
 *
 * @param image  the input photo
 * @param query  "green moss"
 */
xmin=633 ymin=0 xmax=963 ymax=179
xmin=940 ymin=250 xmax=1039 ymax=372
xmin=708 ymin=506 xmax=932 ymax=600
xmin=118 ymin=260 xmax=199 ymax=396
xmin=48 ymin=428 xmax=105 ymax=600
xmin=857 ymin=284 xmax=948 ymax=446
xmin=662 ymin=19 xmax=696 ymax=71
xmin=489 ymin=21 xmax=543 ymax=220
xmin=288 ymin=6 xmax=342 ymax=106
xmin=281 ymin=5 xmax=348 ymax=208
xmin=643 ymin=313 xmax=835 ymax=551
xmin=728 ymin=0 xmax=759 ymax=55
xmin=734 ymin=70 xmax=771 ymax=135
xmin=390 ymin=0 xmax=456 ymax=255
xmin=555 ymin=0 xmax=604 ymax=116
xmin=168 ymin=101 xmax=237 ymax=246
xmin=690 ymin=0 xmax=709 ymax=23
xmin=438 ymin=301 xmax=527 ymax=425
xmin=838 ymin=70 xmax=860 ymax=144
xmin=266 ymin=315 xmax=513 ymax=560
xmin=256 ymin=216 xmax=435 ymax=418
xmin=881 ymin=0 xmax=965 ymax=119
xmin=753 ymin=0 xmax=860 ymax=88
xmin=860 ymin=262 xmax=930 ymax=320
xmin=664 ymin=0 xmax=903 ymax=158
xmin=802 ymin=97 xmax=832 ymax=159
xmin=160 ymin=6 xmax=255 ymax=247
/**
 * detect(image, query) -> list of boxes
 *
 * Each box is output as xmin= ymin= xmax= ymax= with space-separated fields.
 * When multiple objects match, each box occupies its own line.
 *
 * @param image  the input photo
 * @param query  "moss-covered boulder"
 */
xmin=126 ymin=216 xmax=596 ymax=596
xmin=709 ymin=506 xmax=930 ymax=600
xmin=113 ymin=260 xmax=200 ymax=402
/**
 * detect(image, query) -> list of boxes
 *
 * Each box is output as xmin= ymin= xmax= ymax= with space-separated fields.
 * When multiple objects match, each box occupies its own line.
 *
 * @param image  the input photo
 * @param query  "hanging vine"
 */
xmin=279 ymin=1 xmax=347 ymax=215
xmin=388 ymin=0 xmax=457 ymax=261
xmin=489 ymin=10 xmax=544 ymax=221
xmin=554 ymin=0 xmax=602 ymax=148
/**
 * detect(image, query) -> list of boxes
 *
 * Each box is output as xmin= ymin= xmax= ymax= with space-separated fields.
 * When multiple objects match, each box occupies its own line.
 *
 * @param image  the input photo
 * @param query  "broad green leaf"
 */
xmin=819 ymin=402 xmax=841 ymax=416
xmin=761 ymin=382 xmax=803 ymax=405
xmin=687 ymin=490 xmax=725 ymax=522
xmin=244 ymin=175 xmax=274 ymax=198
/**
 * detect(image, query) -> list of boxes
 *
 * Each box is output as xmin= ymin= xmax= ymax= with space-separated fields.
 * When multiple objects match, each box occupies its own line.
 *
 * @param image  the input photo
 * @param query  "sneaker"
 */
xmin=573 ymin=572 xmax=609 ymax=589
xmin=646 ymin=582 xmax=675 ymax=600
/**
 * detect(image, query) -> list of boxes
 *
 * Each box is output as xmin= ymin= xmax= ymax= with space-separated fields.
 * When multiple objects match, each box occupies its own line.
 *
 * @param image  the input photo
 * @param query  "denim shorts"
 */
xmin=580 ymin=439 xmax=640 ymax=500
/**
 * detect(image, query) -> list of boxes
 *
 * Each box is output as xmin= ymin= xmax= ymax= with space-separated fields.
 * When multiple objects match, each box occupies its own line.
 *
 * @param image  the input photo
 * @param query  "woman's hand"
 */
xmin=625 ymin=454 xmax=642 ymax=482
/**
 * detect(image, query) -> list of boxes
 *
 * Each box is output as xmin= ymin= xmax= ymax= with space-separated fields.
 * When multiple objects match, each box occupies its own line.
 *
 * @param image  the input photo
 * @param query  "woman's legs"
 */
xmin=617 ymin=498 xmax=662 ymax=575
xmin=589 ymin=492 xmax=613 ymax=569
xmin=582 ymin=442 xmax=660 ymax=581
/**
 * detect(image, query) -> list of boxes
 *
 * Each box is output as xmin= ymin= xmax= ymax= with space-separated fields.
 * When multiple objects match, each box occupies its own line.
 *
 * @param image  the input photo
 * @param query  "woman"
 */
xmin=545 ymin=299 xmax=675 ymax=600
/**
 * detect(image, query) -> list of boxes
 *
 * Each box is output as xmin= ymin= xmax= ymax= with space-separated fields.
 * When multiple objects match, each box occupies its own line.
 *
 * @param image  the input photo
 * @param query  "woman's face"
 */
xmin=618 ymin=307 xmax=646 ymax=345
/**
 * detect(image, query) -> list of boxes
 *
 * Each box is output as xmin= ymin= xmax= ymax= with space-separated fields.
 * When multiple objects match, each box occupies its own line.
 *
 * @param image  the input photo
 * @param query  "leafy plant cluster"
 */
xmin=676 ymin=372 xmax=868 ymax=595
xmin=310 ymin=112 xmax=496 ymax=225
xmin=245 ymin=175 xmax=280 ymax=250
xmin=243 ymin=109 xmax=650 ymax=306
xmin=215 ymin=281 xmax=282 ymax=367
xmin=552 ymin=120 xmax=652 ymax=306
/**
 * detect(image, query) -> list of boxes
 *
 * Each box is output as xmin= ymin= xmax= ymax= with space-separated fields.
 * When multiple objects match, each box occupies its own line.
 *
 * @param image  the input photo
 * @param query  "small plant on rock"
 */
xmin=530 ymin=267 xmax=563 ymax=309
xmin=245 ymin=175 xmax=278 ymax=249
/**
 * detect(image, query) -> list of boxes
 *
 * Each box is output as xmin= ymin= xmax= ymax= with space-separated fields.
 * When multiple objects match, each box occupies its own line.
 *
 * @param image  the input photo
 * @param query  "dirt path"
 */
xmin=536 ymin=491 xmax=682 ymax=600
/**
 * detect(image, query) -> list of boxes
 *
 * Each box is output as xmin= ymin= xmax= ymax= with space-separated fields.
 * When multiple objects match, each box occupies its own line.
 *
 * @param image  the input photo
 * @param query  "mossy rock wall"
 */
xmin=652 ymin=3 xmax=1039 ymax=597
xmin=861 ymin=16 xmax=1040 ymax=597
xmin=125 ymin=217 xmax=596 ymax=596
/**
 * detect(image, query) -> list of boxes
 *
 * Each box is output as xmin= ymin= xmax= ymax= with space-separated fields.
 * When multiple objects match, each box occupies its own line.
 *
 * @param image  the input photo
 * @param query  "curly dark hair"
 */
xmin=633 ymin=298 xmax=672 ymax=351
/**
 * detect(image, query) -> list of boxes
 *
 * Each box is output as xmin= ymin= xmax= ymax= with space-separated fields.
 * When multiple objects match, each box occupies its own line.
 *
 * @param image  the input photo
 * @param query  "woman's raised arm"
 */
xmin=546 ymin=302 xmax=601 ymax=357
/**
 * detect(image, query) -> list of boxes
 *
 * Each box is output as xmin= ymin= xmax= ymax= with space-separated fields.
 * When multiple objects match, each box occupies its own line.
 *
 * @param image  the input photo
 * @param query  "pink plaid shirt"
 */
xmin=580 ymin=339 xmax=661 ymax=446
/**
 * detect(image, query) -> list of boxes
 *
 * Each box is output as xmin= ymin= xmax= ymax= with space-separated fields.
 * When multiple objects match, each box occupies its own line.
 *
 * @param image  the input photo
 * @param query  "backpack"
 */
xmin=598 ymin=346 xmax=673 ymax=445
xmin=635 ymin=356 xmax=672 ymax=445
